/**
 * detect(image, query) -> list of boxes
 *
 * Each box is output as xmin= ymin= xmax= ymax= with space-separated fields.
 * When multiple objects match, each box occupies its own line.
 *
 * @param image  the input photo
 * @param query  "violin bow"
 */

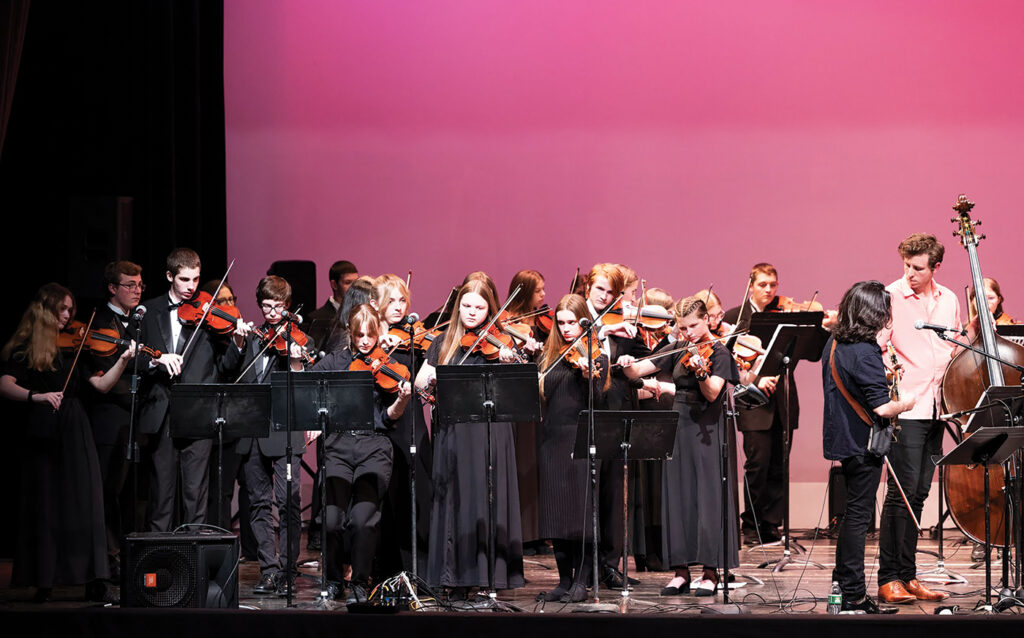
xmin=60 ymin=308 xmax=97 ymax=395
xmin=569 ymin=267 xmax=580 ymax=294
xmin=178 ymin=259 xmax=235 ymax=370
xmin=806 ymin=290 xmax=819 ymax=311
xmin=539 ymin=293 xmax=623 ymax=380
xmin=457 ymin=284 xmax=522 ymax=365
xmin=612 ymin=331 xmax=745 ymax=367
xmin=881 ymin=342 xmax=922 ymax=531
xmin=406 ymin=269 xmax=412 ymax=289
xmin=432 ymin=286 xmax=459 ymax=329
xmin=735 ymin=275 xmax=754 ymax=330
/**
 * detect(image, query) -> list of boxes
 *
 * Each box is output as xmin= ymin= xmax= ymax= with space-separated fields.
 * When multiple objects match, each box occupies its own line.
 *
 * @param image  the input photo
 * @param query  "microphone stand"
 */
xmin=283 ymin=315 xmax=298 ymax=607
xmin=125 ymin=310 xmax=144 ymax=533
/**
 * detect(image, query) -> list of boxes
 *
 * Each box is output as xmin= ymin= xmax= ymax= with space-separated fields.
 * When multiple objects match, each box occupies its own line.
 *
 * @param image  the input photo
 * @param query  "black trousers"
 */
xmin=740 ymin=418 xmax=790 ymax=532
xmin=89 ymin=403 xmax=131 ymax=559
xmin=834 ymin=454 xmax=883 ymax=599
xmin=243 ymin=449 xmax=302 ymax=575
xmin=146 ymin=422 xmax=212 ymax=532
xmin=878 ymin=419 xmax=943 ymax=585
xmin=324 ymin=433 xmax=393 ymax=584
xmin=598 ymin=460 xmax=624 ymax=570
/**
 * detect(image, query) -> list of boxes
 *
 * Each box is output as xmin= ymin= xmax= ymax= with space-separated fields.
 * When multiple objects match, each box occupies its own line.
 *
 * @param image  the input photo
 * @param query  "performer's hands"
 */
xmin=36 ymin=391 xmax=63 ymax=411
xmin=602 ymin=323 xmax=637 ymax=339
xmin=616 ymin=354 xmax=637 ymax=368
xmin=498 ymin=346 xmax=517 ymax=363
xmin=156 ymin=353 xmax=184 ymax=377
xmin=119 ymin=340 xmax=139 ymax=361
xmin=233 ymin=320 xmax=252 ymax=348
xmin=757 ymin=375 xmax=779 ymax=396
xmin=379 ymin=332 xmax=403 ymax=350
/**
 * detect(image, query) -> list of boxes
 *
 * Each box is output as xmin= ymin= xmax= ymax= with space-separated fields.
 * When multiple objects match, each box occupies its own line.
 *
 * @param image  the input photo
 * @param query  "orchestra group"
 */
xmin=1 ymin=220 xmax=1017 ymax=612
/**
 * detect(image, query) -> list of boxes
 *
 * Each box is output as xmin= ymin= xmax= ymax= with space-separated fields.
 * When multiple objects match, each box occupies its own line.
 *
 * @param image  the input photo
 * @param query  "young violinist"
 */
xmin=619 ymin=296 xmax=739 ymax=596
xmin=505 ymin=269 xmax=550 ymax=345
xmin=414 ymin=279 xmax=525 ymax=594
xmin=370 ymin=273 xmax=433 ymax=576
xmin=222 ymin=275 xmax=311 ymax=597
xmin=310 ymin=304 xmax=412 ymax=604
xmin=0 ymin=283 xmax=138 ymax=602
xmin=137 ymin=248 xmax=233 ymax=533
xmin=583 ymin=263 xmax=654 ymax=588
xmin=823 ymin=281 xmax=916 ymax=614
xmin=536 ymin=294 xmax=609 ymax=602
xmin=873 ymin=234 xmax=956 ymax=604
xmin=722 ymin=262 xmax=796 ymax=545
xmin=85 ymin=260 xmax=144 ymax=577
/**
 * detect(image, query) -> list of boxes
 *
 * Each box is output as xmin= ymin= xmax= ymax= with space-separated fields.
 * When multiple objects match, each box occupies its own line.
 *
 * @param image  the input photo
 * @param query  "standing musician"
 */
xmin=223 ymin=275 xmax=311 ymax=597
xmin=695 ymin=289 xmax=730 ymax=338
xmin=722 ymin=263 xmax=795 ymax=545
xmin=505 ymin=269 xmax=550 ymax=343
xmin=137 ymin=248 xmax=233 ymax=533
xmin=1 ymin=283 xmax=138 ymax=602
xmin=584 ymin=263 xmax=654 ymax=588
xmin=619 ymin=296 xmax=739 ymax=597
xmin=86 ymin=260 xmax=144 ymax=577
xmin=968 ymin=277 xmax=1016 ymax=326
xmin=414 ymin=279 xmax=524 ymax=595
xmin=537 ymin=294 xmax=609 ymax=602
xmin=311 ymin=304 xmax=411 ymax=604
xmin=874 ymin=234 xmax=955 ymax=604
xmin=372 ymin=273 xmax=433 ymax=576
xmin=306 ymin=260 xmax=359 ymax=351
xmin=823 ymin=281 xmax=915 ymax=614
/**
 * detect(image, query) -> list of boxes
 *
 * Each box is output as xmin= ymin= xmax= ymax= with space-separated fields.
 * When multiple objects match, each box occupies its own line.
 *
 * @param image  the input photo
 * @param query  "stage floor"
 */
xmin=0 ymin=529 xmax=1012 ymax=615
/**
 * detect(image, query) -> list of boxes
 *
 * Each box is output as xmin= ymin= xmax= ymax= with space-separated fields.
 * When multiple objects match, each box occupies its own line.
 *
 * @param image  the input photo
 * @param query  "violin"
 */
xmin=176 ymin=290 xmax=243 ymax=334
xmin=731 ymin=334 xmax=765 ymax=371
xmin=678 ymin=341 xmax=714 ymax=376
xmin=387 ymin=320 xmax=448 ymax=354
xmin=599 ymin=298 xmax=674 ymax=328
xmin=348 ymin=346 xmax=435 ymax=404
xmin=771 ymin=294 xmax=824 ymax=313
xmin=460 ymin=325 xmax=523 ymax=361
xmin=59 ymin=321 xmax=160 ymax=358
xmin=252 ymin=323 xmax=317 ymax=365
xmin=560 ymin=334 xmax=602 ymax=371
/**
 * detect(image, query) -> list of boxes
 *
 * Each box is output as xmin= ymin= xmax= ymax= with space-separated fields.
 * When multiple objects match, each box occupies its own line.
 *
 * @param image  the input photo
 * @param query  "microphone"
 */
xmin=403 ymin=313 xmax=420 ymax=325
xmin=131 ymin=305 xmax=147 ymax=321
xmin=579 ymin=318 xmax=592 ymax=329
xmin=281 ymin=310 xmax=304 ymax=324
xmin=914 ymin=320 xmax=966 ymax=336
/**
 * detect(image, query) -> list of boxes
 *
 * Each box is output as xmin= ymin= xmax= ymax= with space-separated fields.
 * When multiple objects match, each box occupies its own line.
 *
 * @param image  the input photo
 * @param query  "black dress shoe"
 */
xmin=842 ymin=595 xmax=898 ymax=614
xmin=601 ymin=567 xmax=639 ymax=590
xmin=346 ymin=582 xmax=369 ymax=605
xmin=276 ymin=573 xmax=298 ymax=597
xmin=542 ymin=584 xmax=569 ymax=602
xmin=660 ymin=581 xmax=690 ymax=596
xmin=253 ymin=572 xmax=278 ymax=595
xmin=560 ymin=583 xmax=588 ymax=603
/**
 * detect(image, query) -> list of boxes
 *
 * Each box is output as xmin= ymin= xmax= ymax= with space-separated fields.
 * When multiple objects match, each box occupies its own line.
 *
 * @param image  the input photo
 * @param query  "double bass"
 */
xmin=941 ymin=195 xmax=1024 ymax=547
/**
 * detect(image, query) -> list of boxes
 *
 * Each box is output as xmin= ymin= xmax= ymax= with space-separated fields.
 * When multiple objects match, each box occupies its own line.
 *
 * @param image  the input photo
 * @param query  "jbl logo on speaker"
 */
xmin=145 ymin=573 xmax=158 ymax=588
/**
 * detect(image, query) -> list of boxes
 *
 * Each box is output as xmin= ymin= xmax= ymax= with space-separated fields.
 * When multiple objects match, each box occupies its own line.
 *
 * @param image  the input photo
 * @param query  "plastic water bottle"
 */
xmin=827 ymin=581 xmax=842 ymax=614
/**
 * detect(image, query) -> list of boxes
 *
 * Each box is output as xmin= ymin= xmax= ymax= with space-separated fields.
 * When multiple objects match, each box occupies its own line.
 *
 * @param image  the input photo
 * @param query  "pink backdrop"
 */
xmin=224 ymin=0 xmax=1024 ymax=482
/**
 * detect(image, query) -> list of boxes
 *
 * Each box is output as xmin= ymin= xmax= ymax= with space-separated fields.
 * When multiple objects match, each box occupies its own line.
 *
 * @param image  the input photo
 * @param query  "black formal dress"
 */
xmin=425 ymin=336 xmax=524 ymax=590
xmin=537 ymin=354 xmax=608 ymax=541
xmin=723 ymin=297 xmax=799 ymax=538
xmin=656 ymin=342 xmax=739 ymax=570
xmin=4 ymin=349 xmax=108 ymax=588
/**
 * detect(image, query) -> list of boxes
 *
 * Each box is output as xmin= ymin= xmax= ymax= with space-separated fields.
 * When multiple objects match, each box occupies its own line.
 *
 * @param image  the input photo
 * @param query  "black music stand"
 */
xmin=573 ymin=410 xmax=677 ymax=609
xmin=170 ymin=383 xmax=271 ymax=530
xmin=938 ymin=424 xmax=1024 ymax=611
xmin=435 ymin=363 xmax=541 ymax=608
xmin=271 ymin=370 xmax=375 ymax=606
xmin=748 ymin=320 xmax=828 ymax=572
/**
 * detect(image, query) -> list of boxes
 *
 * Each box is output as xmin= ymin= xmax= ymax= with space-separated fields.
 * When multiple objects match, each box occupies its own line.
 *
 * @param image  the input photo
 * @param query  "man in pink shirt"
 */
xmin=874 ymin=233 xmax=957 ymax=604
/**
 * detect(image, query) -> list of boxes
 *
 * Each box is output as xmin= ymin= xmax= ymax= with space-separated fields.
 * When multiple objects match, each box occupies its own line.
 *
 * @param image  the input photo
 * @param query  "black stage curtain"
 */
xmin=0 ymin=0 xmax=226 ymax=557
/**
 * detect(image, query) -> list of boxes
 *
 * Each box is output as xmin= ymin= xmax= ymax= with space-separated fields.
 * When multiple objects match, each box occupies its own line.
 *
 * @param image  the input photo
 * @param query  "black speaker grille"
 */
xmin=130 ymin=544 xmax=198 ymax=607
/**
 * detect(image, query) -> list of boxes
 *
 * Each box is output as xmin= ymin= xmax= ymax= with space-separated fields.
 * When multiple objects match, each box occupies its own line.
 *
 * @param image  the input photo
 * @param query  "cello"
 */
xmin=941 ymin=194 xmax=1024 ymax=547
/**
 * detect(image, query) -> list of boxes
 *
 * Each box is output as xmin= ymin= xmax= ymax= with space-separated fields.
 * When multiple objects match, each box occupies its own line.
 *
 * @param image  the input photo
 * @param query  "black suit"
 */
xmin=723 ymin=298 xmax=800 ymax=535
xmin=138 ymin=294 xmax=228 ymax=532
xmin=85 ymin=303 xmax=137 ymax=558
xmin=222 ymin=331 xmax=308 ymax=576
xmin=306 ymin=299 xmax=343 ymax=355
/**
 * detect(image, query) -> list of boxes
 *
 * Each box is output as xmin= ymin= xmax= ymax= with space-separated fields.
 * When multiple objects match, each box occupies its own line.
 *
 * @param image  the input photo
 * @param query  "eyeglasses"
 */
xmin=216 ymin=296 xmax=237 ymax=306
xmin=117 ymin=281 xmax=146 ymax=292
xmin=260 ymin=302 xmax=286 ymax=313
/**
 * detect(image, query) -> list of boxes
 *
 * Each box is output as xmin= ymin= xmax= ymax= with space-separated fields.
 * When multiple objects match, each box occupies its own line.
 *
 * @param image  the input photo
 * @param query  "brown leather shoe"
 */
xmin=877 ymin=581 xmax=917 ymax=604
xmin=904 ymin=578 xmax=949 ymax=601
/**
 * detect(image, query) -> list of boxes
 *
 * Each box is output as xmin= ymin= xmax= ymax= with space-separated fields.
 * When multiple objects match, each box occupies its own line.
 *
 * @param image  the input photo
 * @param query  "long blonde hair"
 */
xmin=2 ymin=283 xmax=74 ymax=371
xmin=373 ymin=274 xmax=411 ymax=321
xmin=436 ymin=279 xmax=502 ymax=365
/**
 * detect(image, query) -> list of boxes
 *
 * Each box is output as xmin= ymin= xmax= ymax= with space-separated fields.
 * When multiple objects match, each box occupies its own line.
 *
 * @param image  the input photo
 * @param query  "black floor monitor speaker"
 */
xmin=121 ymin=531 xmax=239 ymax=608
